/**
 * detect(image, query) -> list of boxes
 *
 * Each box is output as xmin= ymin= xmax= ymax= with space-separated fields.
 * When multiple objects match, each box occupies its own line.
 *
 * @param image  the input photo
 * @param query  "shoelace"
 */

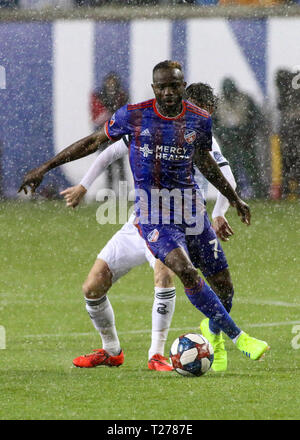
xmin=84 ymin=349 xmax=106 ymax=358
xmin=213 ymin=337 xmax=225 ymax=353
xmin=151 ymin=355 xmax=169 ymax=365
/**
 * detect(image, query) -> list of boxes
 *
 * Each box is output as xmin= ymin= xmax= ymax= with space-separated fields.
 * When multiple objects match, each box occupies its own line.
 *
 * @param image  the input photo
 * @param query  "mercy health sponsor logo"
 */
xmin=140 ymin=144 xmax=189 ymax=161
xmin=140 ymin=144 xmax=153 ymax=157
xmin=95 ymin=181 xmax=205 ymax=235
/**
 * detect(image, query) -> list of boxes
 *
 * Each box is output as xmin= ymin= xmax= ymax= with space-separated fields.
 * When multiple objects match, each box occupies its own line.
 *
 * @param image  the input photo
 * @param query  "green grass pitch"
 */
xmin=0 ymin=199 xmax=299 ymax=420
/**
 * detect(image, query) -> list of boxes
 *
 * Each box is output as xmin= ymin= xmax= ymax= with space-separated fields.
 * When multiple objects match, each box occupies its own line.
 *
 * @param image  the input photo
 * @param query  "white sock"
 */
xmin=148 ymin=287 xmax=176 ymax=360
xmin=85 ymin=295 xmax=121 ymax=356
xmin=232 ymin=331 xmax=243 ymax=344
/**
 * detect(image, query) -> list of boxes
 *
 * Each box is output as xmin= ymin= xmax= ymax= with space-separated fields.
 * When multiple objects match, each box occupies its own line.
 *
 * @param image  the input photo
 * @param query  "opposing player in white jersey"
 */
xmin=61 ymin=83 xmax=237 ymax=372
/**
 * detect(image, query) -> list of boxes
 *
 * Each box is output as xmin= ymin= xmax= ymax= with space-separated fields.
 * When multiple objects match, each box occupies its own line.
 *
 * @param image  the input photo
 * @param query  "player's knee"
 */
xmin=82 ymin=272 xmax=112 ymax=299
xmin=154 ymin=267 xmax=175 ymax=288
xmin=165 ymin=248 xmax=199 ymax=287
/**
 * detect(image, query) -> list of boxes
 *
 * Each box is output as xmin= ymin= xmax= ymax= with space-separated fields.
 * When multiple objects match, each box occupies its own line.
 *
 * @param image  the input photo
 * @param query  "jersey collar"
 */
xmin=153 ymin=99 xmax=186 ymax=120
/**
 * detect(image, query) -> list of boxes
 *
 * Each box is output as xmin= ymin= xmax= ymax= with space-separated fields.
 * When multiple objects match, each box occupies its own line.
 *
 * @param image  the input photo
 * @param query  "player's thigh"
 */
xmin=137 ymin=223 xmax=188 ymax=264
xmin=138 ymin=223 xmax=196 ymax=285
xmin=98 ymin=222 xmax=150 ymax=283
xmin=186 ymin=226 xmax=228 ymax=279
xmin=165 ymin=246 xmax=198 ymax=287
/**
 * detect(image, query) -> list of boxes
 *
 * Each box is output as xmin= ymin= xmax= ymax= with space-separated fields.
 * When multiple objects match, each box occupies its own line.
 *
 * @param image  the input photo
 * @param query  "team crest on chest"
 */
xmin=147 ymin=229 xmax=159 ymax=243
xmin=184 ymin=129 xmax=196 ymax=144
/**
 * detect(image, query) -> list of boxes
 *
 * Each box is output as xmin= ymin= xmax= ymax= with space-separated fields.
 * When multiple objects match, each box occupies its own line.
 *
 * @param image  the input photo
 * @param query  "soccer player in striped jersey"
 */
xmin=19 ymin=61 xmax=270 ymax=369
xmin=62 ymin=82 xmax=237 ymax=372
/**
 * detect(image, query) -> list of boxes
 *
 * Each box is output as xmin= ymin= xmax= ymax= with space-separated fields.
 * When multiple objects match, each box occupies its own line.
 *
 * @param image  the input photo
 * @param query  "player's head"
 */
xmin=185 ymin=82 xmax=217 ymax=114
xmin=222 ymin=77 xmax=238 ymax=100
xmin=152 ymin=60 xmax=186 ymax=115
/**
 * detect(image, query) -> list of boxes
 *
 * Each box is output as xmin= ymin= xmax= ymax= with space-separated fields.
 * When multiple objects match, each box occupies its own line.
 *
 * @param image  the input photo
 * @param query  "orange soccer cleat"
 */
xmin=73 ymin=349 xmax=124 ymax=368
xmin=148 ymin=354 xmax=174 ymax=372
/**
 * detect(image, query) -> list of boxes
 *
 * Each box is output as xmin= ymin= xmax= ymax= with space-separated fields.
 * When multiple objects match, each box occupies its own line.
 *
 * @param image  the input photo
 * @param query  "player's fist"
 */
xmin=212 ymin=216 xmax=234 ymax=241
xmin=18 ymin=167 xmax=45 ymax=195
xmin=60 ymin=185 xmax=87 ymax=208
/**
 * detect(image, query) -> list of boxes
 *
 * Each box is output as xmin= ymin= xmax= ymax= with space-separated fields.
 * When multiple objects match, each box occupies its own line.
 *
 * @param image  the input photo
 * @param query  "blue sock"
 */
xmin=209 ymin=288 xmax=234 ymax=335
xmin=185 ymin=280 xmax=240 ymax=340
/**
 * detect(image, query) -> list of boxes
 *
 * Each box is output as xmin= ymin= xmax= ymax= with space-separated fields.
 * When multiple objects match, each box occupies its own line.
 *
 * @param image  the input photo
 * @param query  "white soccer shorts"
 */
xmin=97 ymin=221 xmax=156 ymax=283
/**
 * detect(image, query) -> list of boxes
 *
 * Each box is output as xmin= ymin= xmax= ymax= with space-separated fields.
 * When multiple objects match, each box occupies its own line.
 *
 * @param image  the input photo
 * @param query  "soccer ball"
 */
xmin=170 ymin=333 xmax=214 ymax=377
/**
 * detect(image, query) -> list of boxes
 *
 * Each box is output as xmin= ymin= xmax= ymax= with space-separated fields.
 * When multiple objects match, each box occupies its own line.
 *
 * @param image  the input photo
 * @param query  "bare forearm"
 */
xmin=196 ymin=152 xmax=239 ymax=205
xmin=42 ymin=132 xmax=105 ymax=173
xmin=19 ymin=127 xmax=110 ymax=195
xmin=195 ymin=150 xmax=250 ymax=225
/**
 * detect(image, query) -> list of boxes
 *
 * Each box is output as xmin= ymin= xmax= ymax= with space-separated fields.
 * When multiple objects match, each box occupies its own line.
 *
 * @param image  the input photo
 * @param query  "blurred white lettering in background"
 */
xmin=292 ymin=65 xmax=300 ymax=90
xmin=0 ymin=66 xmax=6 ymax=90
xmin=19 ymin=0 xmax=73 ymax=9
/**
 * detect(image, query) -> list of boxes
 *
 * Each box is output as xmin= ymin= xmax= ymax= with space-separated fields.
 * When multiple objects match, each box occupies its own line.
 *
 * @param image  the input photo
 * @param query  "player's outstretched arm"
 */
xmin=18 ymin=126 xmax=109 ymax=195
xmin=60 ymin=140 xmax=128 ymax=208
xmin=195 ymin=149 xmax=251 ymax=226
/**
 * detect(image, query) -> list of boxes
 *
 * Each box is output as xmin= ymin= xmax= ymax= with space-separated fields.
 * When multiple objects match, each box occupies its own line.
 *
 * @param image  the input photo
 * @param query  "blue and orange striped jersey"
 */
xmin=105 ymin=98 xmax=212 ymax=224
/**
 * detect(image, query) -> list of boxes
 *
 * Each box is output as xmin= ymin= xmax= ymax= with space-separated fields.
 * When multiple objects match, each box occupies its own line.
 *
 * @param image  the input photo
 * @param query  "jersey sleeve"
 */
xmin=104 ymin=104 xmax=130 ymax=141
xmin=210 ymin=137 xmax=229 ymax=167
xmin=80 ymin=139 xmax=128 ymax=190
xmin=194 ymin=116 xmax=212 ymax=151
xmin=212 ymin=164 xmax=237 ymax=219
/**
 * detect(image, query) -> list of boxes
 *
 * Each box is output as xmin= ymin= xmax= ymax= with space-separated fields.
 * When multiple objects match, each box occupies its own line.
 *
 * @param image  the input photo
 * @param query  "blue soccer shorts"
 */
xmin=136 ymin=218 xmax=228 ymax=278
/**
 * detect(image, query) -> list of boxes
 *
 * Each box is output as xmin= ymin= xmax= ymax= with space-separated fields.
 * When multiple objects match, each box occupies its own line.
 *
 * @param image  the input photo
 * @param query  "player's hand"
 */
xmin=212 ymin=216 xmax=234 ymax=241
xmin=60 ymin=184 xmax=87 ymax=208
xmin=231 ymin=198 xmax=251 ymax=226
xmin=18 ymin=167 xmax=45 ymax=195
